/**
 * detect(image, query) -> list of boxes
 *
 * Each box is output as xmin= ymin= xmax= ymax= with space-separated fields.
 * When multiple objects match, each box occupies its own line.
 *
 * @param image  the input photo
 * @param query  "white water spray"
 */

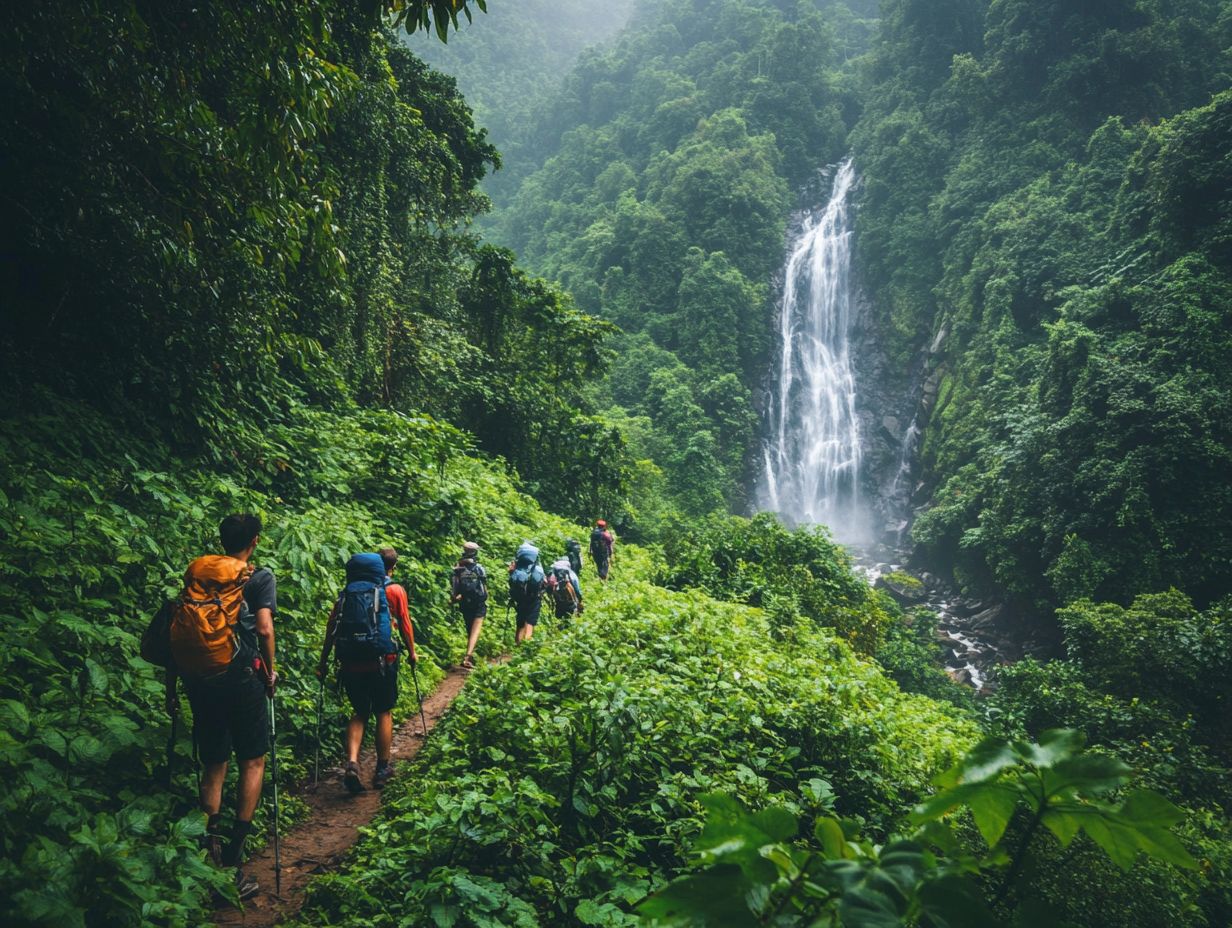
xmin=760 ymin=159 xmax=869 ymax=541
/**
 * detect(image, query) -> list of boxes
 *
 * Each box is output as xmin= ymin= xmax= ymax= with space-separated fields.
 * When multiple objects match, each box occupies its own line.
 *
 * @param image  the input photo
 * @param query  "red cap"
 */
xmin=596 ymin=519 xmax=606 ymax=527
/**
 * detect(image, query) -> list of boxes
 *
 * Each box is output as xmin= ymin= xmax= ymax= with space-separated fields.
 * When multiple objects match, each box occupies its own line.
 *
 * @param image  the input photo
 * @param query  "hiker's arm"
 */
xmin=255 ymin=606 xmax=275 ymax=685
xmin=392 ymin=591 xmax=417 ymax=664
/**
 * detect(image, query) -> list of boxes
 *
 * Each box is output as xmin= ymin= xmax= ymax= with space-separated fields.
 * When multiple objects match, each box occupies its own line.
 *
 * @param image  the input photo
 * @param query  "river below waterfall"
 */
xmin=850 ymin=543 xmax=1020 ymax=692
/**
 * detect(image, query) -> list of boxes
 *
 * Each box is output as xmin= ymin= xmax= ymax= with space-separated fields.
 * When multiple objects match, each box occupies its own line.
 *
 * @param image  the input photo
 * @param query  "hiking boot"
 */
xmin=235 ymin=869 xmax=259 ymax=901
xmin=343 ymin=760 xmax=366 ymax=794
xmin=374 ymin=761 xmax=395 ymax=789
xmin=202 ymin=832 xmax=224 ymax=867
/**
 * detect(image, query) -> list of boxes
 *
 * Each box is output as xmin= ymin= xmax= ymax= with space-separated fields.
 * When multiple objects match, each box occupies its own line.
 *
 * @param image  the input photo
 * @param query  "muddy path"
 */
xmin=214 ymin=665 xmax=472 ymax=927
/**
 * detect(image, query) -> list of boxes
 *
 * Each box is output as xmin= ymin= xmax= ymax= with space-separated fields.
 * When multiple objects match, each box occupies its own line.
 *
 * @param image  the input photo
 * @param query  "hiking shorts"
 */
xmin=515 ymin=601 xmax=542 ymax=628
xmin=184 ymin=664 xmax=269 ymax=765
xmin=341 ymin=658 xmax=399 ymax=719
xmin=460 ymin=604 xmax=487 ymax=627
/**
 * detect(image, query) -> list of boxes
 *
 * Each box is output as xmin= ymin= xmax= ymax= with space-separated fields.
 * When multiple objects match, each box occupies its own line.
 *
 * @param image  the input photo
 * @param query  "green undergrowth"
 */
xmin=0 ymin=394 xmax=584 ymax=926
xmin=294 ymin=566 xmax=976 ymax=926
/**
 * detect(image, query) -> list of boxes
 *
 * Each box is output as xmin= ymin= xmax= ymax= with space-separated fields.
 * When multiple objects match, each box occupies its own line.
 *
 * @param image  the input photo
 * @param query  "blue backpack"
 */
xmin=334 ymin=553 xmax=394 ymax=662
xmin=508 ymin=543 xmax=544 ymax=609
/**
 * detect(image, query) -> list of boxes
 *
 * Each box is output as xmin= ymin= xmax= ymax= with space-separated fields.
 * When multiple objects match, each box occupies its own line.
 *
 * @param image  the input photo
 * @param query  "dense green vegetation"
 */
xmin=481 ymin=0 xmax=878 ymax=530
xmin=295 ymin=558 xmax=978 ymax=926
xmin=852 ymin=0 xmax=1232 ymax=614
xmin=408 ymin=0 xmax=638 ymax=201
xmin=2 ymin=0 xmax=1229 ymax=926
xmin=1 ymin=0 xmax=624 ymax=527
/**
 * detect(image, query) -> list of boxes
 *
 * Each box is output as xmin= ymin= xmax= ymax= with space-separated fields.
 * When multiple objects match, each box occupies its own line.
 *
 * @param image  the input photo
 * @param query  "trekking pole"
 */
xmin=163 ymin=706 xmax=177 ymax=789
xmin=268 ymin=688 xmax=281 ymax=896
xmin=191 ymin=726 xmax=201 ymax=796
xmin=409 ymin=660 xmax=428 ymax=737
xmin=312 ymin=674 xmax=324 ymax=786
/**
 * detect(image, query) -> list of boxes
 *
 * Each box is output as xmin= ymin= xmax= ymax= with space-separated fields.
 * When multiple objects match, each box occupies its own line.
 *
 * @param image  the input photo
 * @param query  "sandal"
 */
xmin=461 ymin=653 xmax=474 ymax=670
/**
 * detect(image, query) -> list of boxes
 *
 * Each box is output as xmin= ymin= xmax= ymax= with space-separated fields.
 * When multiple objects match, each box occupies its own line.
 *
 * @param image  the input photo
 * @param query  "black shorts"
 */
xmin=515 ymin=601 xmax=542 ymax=628
xmin=461 ymin=606 xmax=486 ymax=631
xmin=341 ymin=659 xmax=399 ymax=718
xmin=184 ymin=664 xmax=269 ymax=765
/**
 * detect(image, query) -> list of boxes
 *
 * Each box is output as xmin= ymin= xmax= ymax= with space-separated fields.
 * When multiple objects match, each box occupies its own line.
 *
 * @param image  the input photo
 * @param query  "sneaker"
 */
xmin=374 ymin=762 xmax=395 ymax=789
xmin=235 ymin=869 xmax=259 ymax=901
xmin=343 ymin=761 xmax=366 ymax=794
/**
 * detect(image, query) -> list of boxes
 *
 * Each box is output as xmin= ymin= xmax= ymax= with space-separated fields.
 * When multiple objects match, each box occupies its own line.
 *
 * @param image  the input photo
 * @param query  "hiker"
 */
xmin=547 ymin=554 xmax=583 ymax=622
xmin=317 ymin=547 xmax=417 ymax=794
xmin=508 ymin=540 xmax=546 ymax=643
xmin=589 ymin=519 xmax=615 ymax=581
xmin=565 ymin=537 xmax=583 ymax=576
xmin=164 ymin=513 xmax=277 ymax=900
xmin=451 ymin=541 xmax=488 ymax=670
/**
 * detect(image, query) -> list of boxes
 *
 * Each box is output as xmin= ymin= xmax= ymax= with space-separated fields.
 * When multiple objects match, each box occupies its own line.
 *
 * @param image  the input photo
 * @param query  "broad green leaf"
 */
xmin=917 ymin=874 xmax=1003 ymax=928
xmin=637 ymin=864 xmax=758 ymax=926
xmin=962 ymin=782 xmax=1019 ymax=848
xmin=814 ymin=816 xmax=847 ymax=859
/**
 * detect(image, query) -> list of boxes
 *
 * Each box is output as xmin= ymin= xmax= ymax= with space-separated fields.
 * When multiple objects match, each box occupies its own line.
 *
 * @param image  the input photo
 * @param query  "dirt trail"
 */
xmin=214 ymin=665 xmax=472 ymax=927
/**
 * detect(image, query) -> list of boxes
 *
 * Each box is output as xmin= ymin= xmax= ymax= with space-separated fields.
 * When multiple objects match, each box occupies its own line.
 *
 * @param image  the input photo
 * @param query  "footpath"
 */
xmin=214 ymin=664 xmax=473 ymax=927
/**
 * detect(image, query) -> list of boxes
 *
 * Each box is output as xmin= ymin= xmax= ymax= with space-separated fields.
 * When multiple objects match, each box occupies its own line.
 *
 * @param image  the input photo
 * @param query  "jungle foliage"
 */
xmin=0 ymin=0 xmax=625 ymax=527
xmin=480 ymin=0 xmax=878 ymax=532
xmin=296 ymin=563 xmax=978 ymax=926
xmin=1 ymin=0 xmax=1229 ymax=925
xmin=851 ymin=0 xmax=1232 ymax=613
xmin=408 ymin=0 xmax=638 ymax=201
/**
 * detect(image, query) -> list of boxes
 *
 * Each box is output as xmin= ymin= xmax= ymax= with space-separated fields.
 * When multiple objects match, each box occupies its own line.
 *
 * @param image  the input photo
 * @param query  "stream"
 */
xmin=851 ymin=544 xmax=1009 ymax=691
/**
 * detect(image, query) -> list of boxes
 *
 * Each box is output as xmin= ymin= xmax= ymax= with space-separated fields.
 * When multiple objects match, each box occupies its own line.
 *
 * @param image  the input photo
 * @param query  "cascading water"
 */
xmin=759 ymin=158 xmax=869 ymax=541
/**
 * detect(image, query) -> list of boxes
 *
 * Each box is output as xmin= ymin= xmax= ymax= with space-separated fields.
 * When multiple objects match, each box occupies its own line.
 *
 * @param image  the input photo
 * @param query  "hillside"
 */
xmin=406 ymin=0 xmax=638 ymax=201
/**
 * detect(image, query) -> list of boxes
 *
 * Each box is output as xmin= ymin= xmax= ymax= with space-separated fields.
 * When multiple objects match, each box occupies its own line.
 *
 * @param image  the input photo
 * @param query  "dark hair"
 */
xmin=379 ymin=547 xmax=398 ymax=573
xmin=219 ymin=513 xmax=262 ymax=555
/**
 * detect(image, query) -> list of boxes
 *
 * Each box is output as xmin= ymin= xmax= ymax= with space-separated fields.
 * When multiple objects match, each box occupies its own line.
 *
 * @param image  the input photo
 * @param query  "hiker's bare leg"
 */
xmin=235 ymin=755 xmax=266 ymax=821
xmin=200 ymin=761 xmax=228 ymax=815
xmin=465 ymin=616 xmax=484 ymax=658
xmin=345 ymin=715 xmax=365 ymax=763
xmin=375 ymin=711 xmax=393 ymax=764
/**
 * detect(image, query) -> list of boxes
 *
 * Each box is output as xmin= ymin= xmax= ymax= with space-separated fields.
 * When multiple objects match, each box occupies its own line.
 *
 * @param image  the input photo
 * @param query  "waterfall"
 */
xmin=759 ymin=158 xmax=869 ymax=541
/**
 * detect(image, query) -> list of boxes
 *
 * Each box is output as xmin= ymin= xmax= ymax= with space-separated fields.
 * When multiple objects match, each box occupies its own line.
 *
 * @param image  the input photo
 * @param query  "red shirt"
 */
xmin=325 ymin=580 xmax=417 ymax=672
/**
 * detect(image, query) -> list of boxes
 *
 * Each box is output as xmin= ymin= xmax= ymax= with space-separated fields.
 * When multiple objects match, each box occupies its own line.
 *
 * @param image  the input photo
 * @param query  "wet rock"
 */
xmin=875 ymin=573 xmax=927 ymax=605
xmin=968 ymin=604 xmax=1008 ymax=630
xmin=948 ymin=667 xmax=973 ymax=686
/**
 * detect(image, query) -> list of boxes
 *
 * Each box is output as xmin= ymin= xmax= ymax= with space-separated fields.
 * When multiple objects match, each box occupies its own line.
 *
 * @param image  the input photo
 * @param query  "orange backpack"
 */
xmin=169 ymin=555 xmax=254 ymax=677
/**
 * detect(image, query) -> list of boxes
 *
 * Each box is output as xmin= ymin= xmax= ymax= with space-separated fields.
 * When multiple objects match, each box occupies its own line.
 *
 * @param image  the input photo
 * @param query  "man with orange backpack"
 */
xmin=317 ymin=547 xmax=417 ymax=793
xmin=163 ymin=513 xmax=277 ymax=900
